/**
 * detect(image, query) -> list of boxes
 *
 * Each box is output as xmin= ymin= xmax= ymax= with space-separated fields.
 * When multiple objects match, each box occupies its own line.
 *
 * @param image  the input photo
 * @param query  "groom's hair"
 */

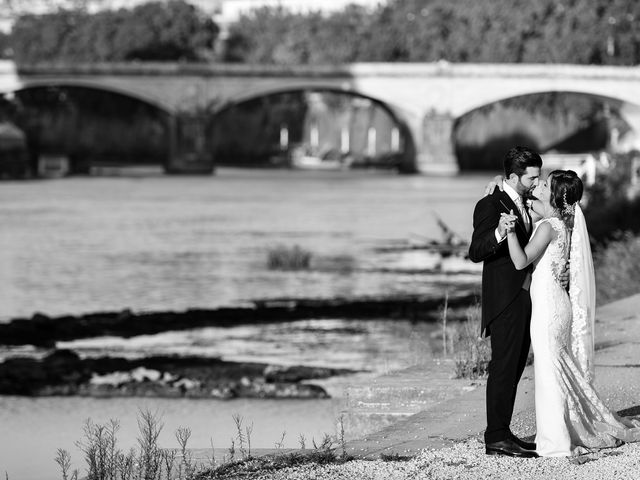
xmin=503 ymin=146 xmax=543 ymax=178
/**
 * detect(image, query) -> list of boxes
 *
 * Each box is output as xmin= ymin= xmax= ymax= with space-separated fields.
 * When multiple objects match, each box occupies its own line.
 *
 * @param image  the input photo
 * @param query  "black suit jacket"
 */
xmin=468 ymin=190 xmax=532 ymax=337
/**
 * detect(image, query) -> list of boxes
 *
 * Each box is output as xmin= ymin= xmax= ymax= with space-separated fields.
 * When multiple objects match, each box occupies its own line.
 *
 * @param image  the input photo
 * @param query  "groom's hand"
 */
xmin=558 ymin=263 xmax=570 ymax=290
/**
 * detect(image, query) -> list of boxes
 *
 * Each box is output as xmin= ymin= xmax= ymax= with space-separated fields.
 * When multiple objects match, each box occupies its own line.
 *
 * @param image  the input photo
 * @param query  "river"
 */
xmin=0 ymin=168 xmax=488 ymax=479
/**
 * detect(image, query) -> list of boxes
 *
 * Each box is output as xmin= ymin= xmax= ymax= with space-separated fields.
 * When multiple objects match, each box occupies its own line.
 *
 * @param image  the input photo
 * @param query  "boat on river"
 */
xmin=289 ymin=144 xmax=353 ymax=170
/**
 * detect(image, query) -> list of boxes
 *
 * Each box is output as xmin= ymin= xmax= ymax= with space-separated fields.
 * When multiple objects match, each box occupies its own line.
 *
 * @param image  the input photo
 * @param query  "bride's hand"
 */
xmin=558 ymin=263 xmax=570 ymax=290
xmin=484 ymin=175 xmax=504 ymax=196
xmin=499 ymin=211 xmax=517 ymax=236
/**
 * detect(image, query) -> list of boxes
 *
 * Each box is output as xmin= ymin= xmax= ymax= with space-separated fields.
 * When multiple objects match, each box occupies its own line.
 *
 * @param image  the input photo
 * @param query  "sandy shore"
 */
xmin=244 ymin=440 xmax=640 ymax=479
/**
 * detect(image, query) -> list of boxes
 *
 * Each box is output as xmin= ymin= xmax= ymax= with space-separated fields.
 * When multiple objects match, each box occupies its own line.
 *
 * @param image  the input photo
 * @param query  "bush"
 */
xmin=266 ymin=245 xmax=312 ymax=271
xmin=446 ymin=304 xmax=491 ymax=380
xmin=584 ymin=152 xmax=640 ymax=247
xmin=594 ymin=233 xmax=640 ymax=305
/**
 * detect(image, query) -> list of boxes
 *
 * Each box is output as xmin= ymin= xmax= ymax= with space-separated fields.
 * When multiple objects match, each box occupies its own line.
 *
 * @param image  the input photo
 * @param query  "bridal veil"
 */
xmin=569 ymin=204 xmax=596 ymax=383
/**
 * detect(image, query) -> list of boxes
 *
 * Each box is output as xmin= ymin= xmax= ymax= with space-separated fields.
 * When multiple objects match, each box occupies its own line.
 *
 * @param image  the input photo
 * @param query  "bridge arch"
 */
xmin=13 ymin=79 xmax=174 ymax=114
xmin=452 ymin=89 xmax=640 ymax=170
xmin=207 ymin=85 xmax=418 ymax=172
xmin=8 ymin=82 xmax=176 ymax=173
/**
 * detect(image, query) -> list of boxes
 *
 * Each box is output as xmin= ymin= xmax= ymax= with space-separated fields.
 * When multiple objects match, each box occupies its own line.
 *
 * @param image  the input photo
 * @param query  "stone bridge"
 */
xmin=2 ymin=60 xmax=640 ymax=173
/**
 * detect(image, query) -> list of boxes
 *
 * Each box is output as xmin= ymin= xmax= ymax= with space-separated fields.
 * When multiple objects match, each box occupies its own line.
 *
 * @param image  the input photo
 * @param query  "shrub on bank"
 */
xmin=594 ymin=233 xmax=640 ymax=305
xmin=442 ymin=304 xmax=491 ymax=380
xmin=582 ymin=152 xmax=640 ymax=302
xmin=266 ymin=245 xmax=312 ymax=271
xmin=584 ymin=152 xmax=640 ymax=247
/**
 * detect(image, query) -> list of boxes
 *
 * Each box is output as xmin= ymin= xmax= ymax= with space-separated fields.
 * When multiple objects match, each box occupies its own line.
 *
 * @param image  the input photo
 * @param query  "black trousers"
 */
xmin=484 ymin=288 xmax=532 ymax=444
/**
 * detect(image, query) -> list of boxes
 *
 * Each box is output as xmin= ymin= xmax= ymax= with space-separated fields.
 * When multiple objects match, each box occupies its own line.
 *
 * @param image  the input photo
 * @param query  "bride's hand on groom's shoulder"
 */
xmin=484 ymin=175 xmax=504 ymax=196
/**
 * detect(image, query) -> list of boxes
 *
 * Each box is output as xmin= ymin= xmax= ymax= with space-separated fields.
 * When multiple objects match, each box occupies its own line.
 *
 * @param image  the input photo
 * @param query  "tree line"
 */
xmin=5 ymin=0 xmax=640 ymax=65
xmin=8 ymin=1 xmax=219 ymax=62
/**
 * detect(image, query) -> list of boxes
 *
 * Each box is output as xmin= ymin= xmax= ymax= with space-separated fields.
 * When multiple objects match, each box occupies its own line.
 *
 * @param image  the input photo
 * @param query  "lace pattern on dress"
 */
xmin=541 ymin=218 xmax=640 ymax=453
xmin=542 ymin=217 xmax=571 ymax=350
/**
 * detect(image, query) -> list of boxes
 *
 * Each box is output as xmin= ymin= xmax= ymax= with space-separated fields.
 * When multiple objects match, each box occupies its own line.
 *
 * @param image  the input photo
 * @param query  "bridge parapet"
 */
xmin=5 ymin=61 xmax=640 ymax=174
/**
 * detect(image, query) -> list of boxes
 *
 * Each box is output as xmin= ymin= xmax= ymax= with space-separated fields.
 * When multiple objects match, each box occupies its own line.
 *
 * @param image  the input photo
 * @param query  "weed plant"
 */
xmin=266 ymin=245 xmax=312 ymax=271
xmin=440 ymin=303 xmax=491 ymax=380
xmin=58 ymin=410 xmax=353 ymax=480
xmin=58 ymin=410 xmax=193 ymax=480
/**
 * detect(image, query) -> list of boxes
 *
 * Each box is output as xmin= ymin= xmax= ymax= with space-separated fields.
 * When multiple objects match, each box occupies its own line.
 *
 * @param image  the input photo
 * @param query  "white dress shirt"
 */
xmin=495 ymin=182 xmax=530 ymax=242
xmin=495 ymin=182 xmax=533 ymax=290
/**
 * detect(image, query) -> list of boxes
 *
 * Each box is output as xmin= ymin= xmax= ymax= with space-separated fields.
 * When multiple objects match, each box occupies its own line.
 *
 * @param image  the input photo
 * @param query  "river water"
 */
xmin=0 ymin=168 xmax=488 ymax=479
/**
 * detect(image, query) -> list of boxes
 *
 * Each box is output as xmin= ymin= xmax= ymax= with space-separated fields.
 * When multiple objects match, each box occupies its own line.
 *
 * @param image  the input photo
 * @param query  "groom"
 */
xmin=469 ymin=146 xmax=541 ymax=458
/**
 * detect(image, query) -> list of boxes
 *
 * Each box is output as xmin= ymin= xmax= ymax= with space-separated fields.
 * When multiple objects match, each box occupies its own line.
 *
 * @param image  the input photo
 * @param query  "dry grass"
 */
xmin=438 ymin=302 xmax=491 ymax=380
xmin=68 ymin=410 xmax=180 ymax=480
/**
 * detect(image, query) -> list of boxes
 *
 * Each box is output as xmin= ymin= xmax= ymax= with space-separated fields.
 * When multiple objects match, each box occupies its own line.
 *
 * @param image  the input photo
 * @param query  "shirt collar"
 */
xmin=503 ymin=181 xmax=521 ymax=204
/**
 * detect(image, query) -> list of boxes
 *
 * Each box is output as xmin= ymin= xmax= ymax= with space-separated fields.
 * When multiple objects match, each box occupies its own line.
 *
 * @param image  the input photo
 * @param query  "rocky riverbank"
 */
xmin=0 ymin=292 xmax=479 ymax=400
xmin=0 ymin=349 xmax=357 ymax=399
xmin=0 ymin=291 xmax=478 ymax=347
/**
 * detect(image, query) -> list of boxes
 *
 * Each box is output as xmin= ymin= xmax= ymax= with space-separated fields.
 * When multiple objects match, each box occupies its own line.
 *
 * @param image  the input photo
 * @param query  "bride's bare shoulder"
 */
xmin=534 ymin=219 xmax=556 ymax=241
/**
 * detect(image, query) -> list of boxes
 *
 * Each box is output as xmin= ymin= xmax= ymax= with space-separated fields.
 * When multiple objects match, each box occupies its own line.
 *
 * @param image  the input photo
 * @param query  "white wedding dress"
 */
xmin=530 ymin=213 xmax=640 ymax=457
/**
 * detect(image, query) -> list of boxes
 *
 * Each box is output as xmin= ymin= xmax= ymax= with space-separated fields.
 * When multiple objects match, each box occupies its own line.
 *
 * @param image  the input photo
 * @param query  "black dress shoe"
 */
xmin=510 ymin=434 xmax=536 ymax=451
xmin=485 ymin=438 xmax=539 ymax=458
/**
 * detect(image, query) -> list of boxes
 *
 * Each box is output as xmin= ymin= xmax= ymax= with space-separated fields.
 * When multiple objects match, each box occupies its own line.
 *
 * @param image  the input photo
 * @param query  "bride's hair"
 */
xmin=549 ymin=169 xmax=584 ymax=229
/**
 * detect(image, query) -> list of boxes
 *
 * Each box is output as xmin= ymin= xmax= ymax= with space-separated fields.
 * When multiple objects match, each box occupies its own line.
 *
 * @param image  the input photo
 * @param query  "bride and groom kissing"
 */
xmin=469 ymin=146 xmax=640 ymax=458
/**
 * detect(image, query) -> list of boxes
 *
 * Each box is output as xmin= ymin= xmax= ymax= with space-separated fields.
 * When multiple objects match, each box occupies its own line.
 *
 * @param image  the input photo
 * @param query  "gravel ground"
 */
xmin=238 ymin=439 xmax=640 ymax=480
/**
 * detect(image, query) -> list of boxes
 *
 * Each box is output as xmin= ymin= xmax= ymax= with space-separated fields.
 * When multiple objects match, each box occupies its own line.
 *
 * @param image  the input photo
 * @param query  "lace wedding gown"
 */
xmin=530 ymin=216 xmax=640 ymax=457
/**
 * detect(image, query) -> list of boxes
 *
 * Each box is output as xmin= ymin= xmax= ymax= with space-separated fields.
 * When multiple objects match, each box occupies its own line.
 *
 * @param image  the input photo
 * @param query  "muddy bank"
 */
xmin=0 ymin=349 xmax=356 ymax=399
xmin=0 ymin=291 xmax=478 ymax=347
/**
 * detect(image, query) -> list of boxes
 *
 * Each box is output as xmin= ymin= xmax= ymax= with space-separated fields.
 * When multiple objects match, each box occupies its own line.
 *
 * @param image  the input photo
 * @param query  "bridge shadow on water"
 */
xmin=455 ymin=133 xmax=540 ymax=171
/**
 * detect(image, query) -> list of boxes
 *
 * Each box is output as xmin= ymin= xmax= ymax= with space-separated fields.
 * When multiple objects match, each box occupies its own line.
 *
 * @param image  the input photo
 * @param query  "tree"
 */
xmin=111 ymin=1 xmax=219 ymax=61
xmin=10 ymin=0 xmax=219 ymax=63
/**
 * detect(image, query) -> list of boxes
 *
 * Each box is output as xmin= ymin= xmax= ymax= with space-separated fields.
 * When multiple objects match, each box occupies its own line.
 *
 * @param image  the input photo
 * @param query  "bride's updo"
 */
xmin=549 ymin=169 xmax=584 ymax=228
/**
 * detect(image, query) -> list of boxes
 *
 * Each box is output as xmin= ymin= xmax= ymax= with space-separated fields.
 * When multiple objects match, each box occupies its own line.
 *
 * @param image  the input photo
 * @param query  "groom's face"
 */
xmin=515 ymin=167 xmax=541 ymax=198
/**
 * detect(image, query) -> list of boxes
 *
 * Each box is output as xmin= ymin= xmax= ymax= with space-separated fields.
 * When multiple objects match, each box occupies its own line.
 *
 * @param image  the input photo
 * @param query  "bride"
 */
xmin=501 ymin=169 xmax=640 ymax=456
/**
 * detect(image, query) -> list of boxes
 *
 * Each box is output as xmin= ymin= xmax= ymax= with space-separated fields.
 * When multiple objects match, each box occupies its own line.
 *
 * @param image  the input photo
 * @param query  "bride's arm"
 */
xmin=507 ymin=222 xmax=555 ymax=270
xmin=484 ymin=175 xmax=504 ymax=196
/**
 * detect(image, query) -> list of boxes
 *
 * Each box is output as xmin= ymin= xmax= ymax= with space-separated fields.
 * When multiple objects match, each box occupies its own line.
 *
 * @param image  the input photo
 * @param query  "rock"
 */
xmin=0 ymin=350 xmax=343 ymax=399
